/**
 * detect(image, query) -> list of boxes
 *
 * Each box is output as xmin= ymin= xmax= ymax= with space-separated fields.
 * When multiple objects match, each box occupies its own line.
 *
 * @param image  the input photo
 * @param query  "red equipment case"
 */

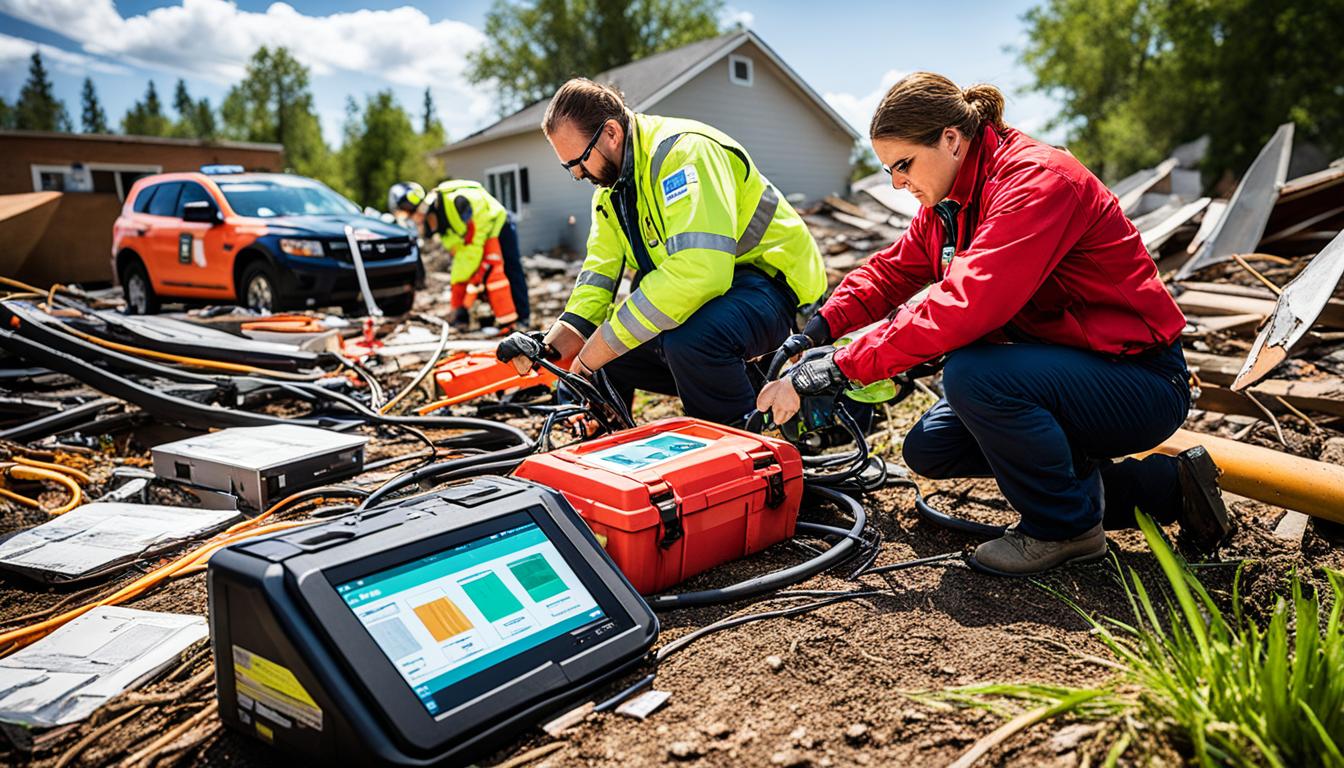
xmin=513 ymin=417 xmax=803 ymax=594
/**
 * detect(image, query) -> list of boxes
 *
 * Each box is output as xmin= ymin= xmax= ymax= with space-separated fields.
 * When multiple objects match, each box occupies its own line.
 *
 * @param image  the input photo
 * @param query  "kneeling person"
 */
xmin=531 ymin=78 xmax=826 ymax=425
xmin=391 ymin=180 xmax=531 ymax=330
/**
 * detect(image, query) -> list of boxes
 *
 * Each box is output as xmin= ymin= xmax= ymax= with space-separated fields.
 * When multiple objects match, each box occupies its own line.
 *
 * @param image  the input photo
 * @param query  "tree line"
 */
xmin=0 ymin=0 xmax=730 ymax=209
xmin=0 ymin=48 xmax=445 ymax=210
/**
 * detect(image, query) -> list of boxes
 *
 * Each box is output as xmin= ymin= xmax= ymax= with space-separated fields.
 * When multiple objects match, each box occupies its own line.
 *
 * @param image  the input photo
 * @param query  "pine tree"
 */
xmin=15 ymin=51 xmax=72 ymax=131
xmin=122 ymin=81 xmax=170 ymax=137
xmin=80 ymin=78 xmax=109 ymax=133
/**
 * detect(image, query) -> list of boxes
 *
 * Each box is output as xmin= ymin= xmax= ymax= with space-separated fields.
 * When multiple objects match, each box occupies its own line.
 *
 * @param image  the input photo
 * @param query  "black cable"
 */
xmin=354 ymin=453 xmax=531 ymax=514
xmin=888 ymin=475 xmax=1006 ymax=539
xmin=644 ymin=486 xmax=867 ymax=611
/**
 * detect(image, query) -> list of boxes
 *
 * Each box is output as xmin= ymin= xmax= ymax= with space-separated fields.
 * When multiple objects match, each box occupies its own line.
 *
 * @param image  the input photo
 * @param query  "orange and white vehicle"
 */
xmin=112 ymin=166 xmax=420 ymax=315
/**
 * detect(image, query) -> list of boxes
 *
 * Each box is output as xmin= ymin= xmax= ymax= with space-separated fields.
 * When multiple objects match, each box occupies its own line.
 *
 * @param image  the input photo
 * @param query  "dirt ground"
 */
xmin=1 ymin=378 xmax=1340 ymax=768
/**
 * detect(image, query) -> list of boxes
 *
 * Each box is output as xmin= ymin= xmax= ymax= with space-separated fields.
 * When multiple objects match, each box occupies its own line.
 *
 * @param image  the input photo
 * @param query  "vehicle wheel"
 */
xmin=239 ymin=262 xmax=280 ymax=313
xmin=380 ymin=291 xmax=415 ymax=316
xmin=122 ymin=259 xmax=160 ymax=315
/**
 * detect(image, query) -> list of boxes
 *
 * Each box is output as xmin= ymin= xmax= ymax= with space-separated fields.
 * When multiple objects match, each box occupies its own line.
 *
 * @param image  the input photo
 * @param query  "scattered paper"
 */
xmin=0 ymin=607 xmax=207 ymax=728
xmin=0 ymin=502 xmax=240 ymax=583
xmin=616 ymin=689 xmax=671 ymax=720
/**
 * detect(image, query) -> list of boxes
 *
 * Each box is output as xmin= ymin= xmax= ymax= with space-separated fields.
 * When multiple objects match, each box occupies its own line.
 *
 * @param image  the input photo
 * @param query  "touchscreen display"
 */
xmin=336 ymin=520 xmax=606 ymax=715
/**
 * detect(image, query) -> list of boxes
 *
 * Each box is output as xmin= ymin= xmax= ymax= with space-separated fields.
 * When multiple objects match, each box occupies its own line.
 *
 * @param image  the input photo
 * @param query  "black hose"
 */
xmin=888 ymin=476 xmax=1006 ymax=539
xmin=354 ymin=453 xmax=531 ymax=513
xmin=644 ymin=486 xmax=866 ymax=611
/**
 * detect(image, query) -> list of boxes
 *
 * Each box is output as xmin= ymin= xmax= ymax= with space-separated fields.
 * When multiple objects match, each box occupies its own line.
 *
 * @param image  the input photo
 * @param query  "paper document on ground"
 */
xmin=0 ymin=606 xmax=207 ymax=728
xmin=0 ymin=502 xmax=240 ymax=582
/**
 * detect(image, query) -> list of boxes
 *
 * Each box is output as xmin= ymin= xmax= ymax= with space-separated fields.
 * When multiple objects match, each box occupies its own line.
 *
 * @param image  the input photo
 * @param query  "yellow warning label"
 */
xmin=256 ymin=721 xmax=274 ymax=742
xmin=233 ymin=645 xmax=323 ymax=732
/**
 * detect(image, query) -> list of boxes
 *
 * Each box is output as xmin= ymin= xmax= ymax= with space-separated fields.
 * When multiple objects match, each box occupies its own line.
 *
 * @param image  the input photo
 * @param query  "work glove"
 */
xmin=788 ymin=346 xmax=848 ymax=396
xmin=801 ymin=313 xmax=834 ymax=348
xmin=497 ymin=330 xmax=556 ymax=374
xmin=449 ymin=306 xmax=470 ymax=331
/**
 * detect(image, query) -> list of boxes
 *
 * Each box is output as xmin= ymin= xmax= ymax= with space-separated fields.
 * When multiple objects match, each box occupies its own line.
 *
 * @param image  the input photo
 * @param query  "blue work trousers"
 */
xmin=600 ymin=270 xmax=796 ymax=425
xmin=498 ymin=216 xmax=530 ymax=325
xmin=902 ymin=341 xmax=1191 ymax=540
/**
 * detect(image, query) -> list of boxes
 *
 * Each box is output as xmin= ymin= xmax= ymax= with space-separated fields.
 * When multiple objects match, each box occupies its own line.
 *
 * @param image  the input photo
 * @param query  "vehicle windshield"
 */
xmin=217 ymin=178 xmax=360 ymax=218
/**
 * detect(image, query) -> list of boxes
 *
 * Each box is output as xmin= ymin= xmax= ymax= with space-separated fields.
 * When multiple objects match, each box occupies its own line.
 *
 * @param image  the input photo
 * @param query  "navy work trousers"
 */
xmin=498 ymin=216 xmax=530 ymax=325
xmin=902 ymin=341 xmax=1191 ymax=540
xmin=600 ymin=270 xmax=796 ymax=425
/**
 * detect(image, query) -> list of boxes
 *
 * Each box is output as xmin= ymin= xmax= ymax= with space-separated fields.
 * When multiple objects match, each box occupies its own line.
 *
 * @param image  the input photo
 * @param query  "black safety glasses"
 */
xmin=882 ymin=155 xmax=914 ymax=177
xmin=560 ymin=120 xmax=610 ymax=182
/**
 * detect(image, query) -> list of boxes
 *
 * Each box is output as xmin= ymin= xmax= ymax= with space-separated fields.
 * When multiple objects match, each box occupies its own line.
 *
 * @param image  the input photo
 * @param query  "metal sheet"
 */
xmin=1176 ymin=123 xmax=1294 ymax=279
xmin=1232 ymin=229 xmax=1344 ymax=389
xmin=1139 ymin=197 xmax=1211 ymax=253
xmin=1111 ymin=158 xmax=1178 ymax=215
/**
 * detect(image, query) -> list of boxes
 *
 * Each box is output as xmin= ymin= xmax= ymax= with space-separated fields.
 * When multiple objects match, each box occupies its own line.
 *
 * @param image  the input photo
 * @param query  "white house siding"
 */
xmin=438 ymin=131 xmax=598 ymax=255
xmin=436 ymin=40 xmax=853 ymax=255
xmin=652 ymin=40 xmax=853 ymax=204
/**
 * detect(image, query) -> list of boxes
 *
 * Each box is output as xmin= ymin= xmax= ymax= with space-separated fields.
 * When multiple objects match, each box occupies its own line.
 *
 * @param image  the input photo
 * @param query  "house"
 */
xmin=432 ymin=30 xmax=859 ymax=255
xmin=0 ymin=131 xmax=283 ymax=286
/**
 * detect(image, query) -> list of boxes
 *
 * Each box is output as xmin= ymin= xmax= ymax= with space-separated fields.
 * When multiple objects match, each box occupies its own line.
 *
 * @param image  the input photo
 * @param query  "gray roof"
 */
xmin=436 ymin=31 xmax=857 ymax=155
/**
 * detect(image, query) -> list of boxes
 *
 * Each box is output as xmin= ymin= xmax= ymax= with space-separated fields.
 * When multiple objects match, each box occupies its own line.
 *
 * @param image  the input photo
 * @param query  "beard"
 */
xmin=587 ymin=144 xmax=622 ymax=188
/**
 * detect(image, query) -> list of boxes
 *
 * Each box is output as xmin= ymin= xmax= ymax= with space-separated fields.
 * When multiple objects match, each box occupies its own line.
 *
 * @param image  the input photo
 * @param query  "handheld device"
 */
xmin=208 ymin=476 xmax=657 ymax=765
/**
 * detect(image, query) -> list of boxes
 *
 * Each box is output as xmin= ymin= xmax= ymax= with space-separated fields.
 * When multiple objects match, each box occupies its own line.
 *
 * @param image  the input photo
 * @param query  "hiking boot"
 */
xmin=970 ymin=523 xmax=1107 ymax=576
xmin=1174 ymin=445 xmax=1233 ymax=556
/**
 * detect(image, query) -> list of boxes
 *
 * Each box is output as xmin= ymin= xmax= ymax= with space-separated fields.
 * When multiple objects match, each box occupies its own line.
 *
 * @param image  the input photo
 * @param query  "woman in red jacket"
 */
xmin=758 ymin=72 xmax=1230 ymax=575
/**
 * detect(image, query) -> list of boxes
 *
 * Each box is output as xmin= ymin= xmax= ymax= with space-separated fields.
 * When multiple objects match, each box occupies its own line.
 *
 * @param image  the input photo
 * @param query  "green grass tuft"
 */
xmin=928 ymin=512 xmax=1344 ymax=767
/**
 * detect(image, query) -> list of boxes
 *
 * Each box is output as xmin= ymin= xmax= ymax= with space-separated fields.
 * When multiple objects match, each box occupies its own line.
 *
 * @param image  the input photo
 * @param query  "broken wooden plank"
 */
xmin=1176 ymin=123 xmax=1294 ymax=279
xmin=1175 ymin=290 xmax=1344 ymax=329
xmin=1182 ymin=313 xmax=1265 ymax=335
xmin=1233 ymin=230 xmax=1344 ymax=390
xmin=1186 ymin=350 xmax=1344 ymax=417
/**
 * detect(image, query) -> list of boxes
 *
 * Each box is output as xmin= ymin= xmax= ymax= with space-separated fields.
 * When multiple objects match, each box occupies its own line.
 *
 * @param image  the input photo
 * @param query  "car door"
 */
xmin=172 ymin=181 xmax=233 ymax=300
xmin=138 ymin=181 xmax=183 ymax=296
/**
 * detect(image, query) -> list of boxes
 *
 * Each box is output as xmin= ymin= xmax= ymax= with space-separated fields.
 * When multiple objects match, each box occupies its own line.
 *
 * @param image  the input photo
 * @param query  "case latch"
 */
xmin=652 ymin=493 xmax=684 ymax=549
xmin=764 ymin=469 xmax=786 ymax=509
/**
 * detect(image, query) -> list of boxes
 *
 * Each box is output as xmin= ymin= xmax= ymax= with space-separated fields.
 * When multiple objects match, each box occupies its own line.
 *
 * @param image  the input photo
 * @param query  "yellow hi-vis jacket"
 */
xmin=558 ymin=112 xmax=826 ymax=354
xmin=429 ymin=180 xmax=509 ymax=285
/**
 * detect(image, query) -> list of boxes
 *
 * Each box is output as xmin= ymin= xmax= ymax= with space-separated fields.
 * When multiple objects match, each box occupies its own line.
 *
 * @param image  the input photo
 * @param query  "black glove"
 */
xmin=449 ymin=307 xmax=470 ymax=330
xmin=789 ymin=347 xmax=848 ymax=395
xmin=801 ymin=313 xmax=834 ymax=348
xmin=496 ymin=330 xmax=556 ymax=365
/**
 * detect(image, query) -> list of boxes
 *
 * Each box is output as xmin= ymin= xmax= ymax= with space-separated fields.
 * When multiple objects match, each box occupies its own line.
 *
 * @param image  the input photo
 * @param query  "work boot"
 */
xmin=1174 ymin=445 xmax=1233 ymax=556
xmin=970 ymin=523 xmax=1107 ymax=577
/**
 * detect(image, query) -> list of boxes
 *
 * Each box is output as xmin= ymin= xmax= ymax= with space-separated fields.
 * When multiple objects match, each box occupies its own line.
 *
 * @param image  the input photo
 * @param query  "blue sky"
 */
xmin=0 ymin=1 xmax=1065 ymax=147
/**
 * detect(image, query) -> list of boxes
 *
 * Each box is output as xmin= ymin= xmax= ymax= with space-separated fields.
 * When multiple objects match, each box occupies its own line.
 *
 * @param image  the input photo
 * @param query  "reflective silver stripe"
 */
xmin=650 ymin=133 xmax=684 ymax=184
xmin=600 ymin=322 xmax=630 ymax=354
xmin=616 ymin=302 xmax=658 ymax=343
xmin=736 ymin=185 xmax=780 ymax=255
xmin=630 ymin=288 xmax=679 ymax=331
xmin=666 ymin=231 xmax=736 ymax=255
xmin=575 ymin=270 xmax=617 ymax=293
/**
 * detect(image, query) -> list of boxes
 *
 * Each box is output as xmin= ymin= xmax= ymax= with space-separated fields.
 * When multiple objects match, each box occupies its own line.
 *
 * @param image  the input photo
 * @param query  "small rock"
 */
xmin=668 ymin=741 xmax=702 ymax=760
xmin=770 ymin=749 xmax=813 ymax=767
xmin=656 ymin=725 xmax=670 ymax=735
xmin=789 ymin=726 xmax=807 ymax=741
xmin=844 ymin=723 xmax=869 ymax=744
xmin=819 ymin=758 xmax=834 ymax=768
xmin=901 ymin=708 xmax=928 ymax=722
xmin=939 ymin=665 xmax=957 ymax=675
xmin=1320 ymin=437 xmax=1344 ymax=464
xmin=1050 ymin=722 xmax=1102 ymax=753
xmin=766 ymin=655 xmax=785 ymax=671
xmin=703 ymin=721 xmax=733 ymax=739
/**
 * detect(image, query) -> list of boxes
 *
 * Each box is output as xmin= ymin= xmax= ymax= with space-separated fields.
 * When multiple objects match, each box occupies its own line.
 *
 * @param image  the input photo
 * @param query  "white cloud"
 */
xmin=720 ymin=7 xmax=755 ymax=29
xmin=0 ymin=0 xmax=485 ymax=90
xmin=823 ymin=68 xmax=907 ymax=136
xmin=0 ymin=32 xmax=131 ymax=82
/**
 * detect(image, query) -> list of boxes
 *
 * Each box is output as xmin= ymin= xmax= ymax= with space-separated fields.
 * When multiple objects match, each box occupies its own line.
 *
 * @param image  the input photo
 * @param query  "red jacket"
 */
xmin=823 ymin=126 xmax=1185 ymax=384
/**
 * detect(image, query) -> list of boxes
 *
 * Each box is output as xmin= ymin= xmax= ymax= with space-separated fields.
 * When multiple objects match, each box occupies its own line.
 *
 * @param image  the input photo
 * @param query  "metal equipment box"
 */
xmin=152 ymin=424 xmax=366 ymax=510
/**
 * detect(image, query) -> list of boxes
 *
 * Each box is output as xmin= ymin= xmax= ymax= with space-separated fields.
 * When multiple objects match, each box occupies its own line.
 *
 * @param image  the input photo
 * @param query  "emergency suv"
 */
xmin=112 ymin=167 xmax=420 ymax=315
